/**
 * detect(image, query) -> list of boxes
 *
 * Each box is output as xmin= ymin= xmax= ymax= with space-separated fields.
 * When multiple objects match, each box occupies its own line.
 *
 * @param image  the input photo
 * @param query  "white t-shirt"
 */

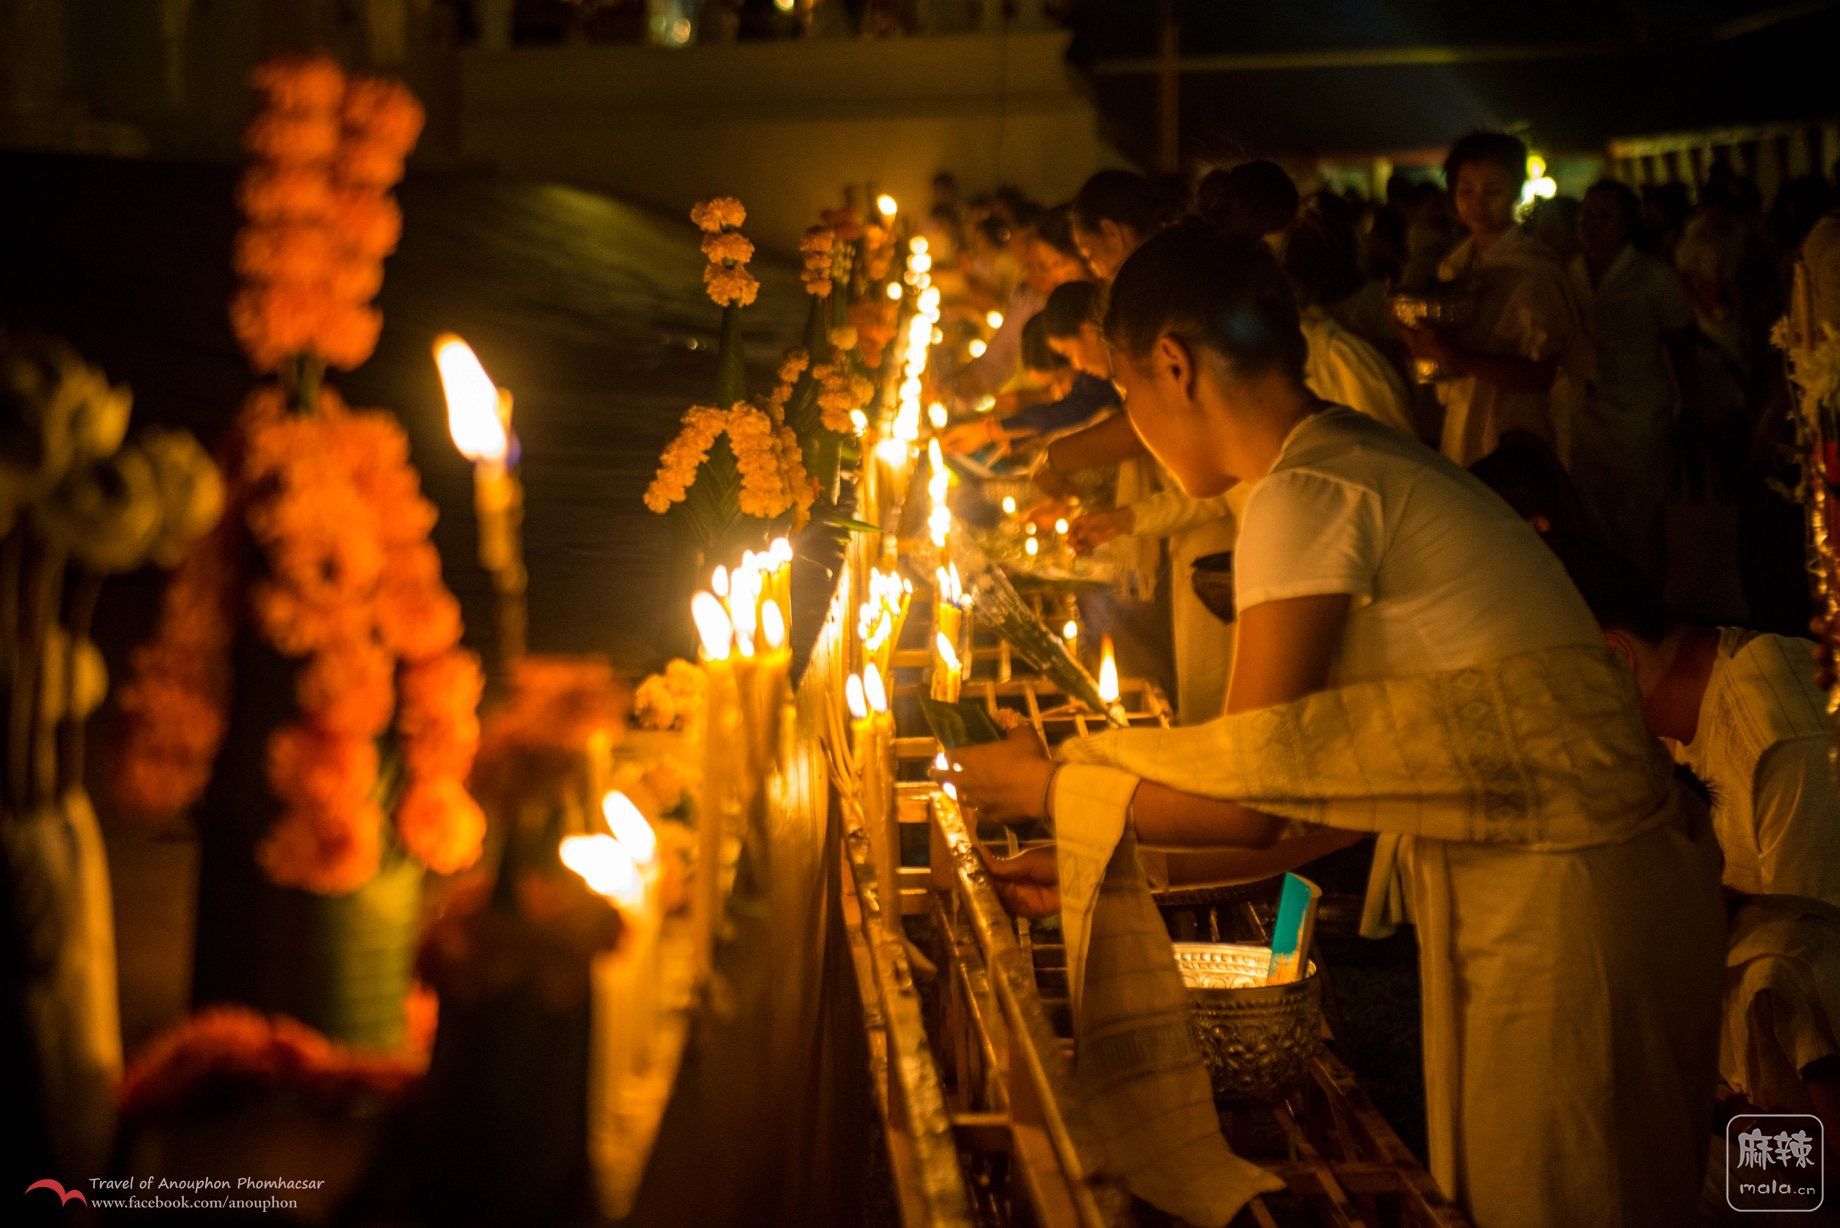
xmin=1672 ymin=628 xmax=1840 ymax=913
xmin=1301 ymin=310 xmax=1415 ymax=437
xmin=1235 ymin=408 xmax=1601 ymax=685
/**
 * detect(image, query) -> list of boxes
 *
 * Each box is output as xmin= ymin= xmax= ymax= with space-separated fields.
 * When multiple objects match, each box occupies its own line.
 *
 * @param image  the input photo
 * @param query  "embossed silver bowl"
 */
xmin=1389 ymin=281 xmax=1479 ymax=384
xmin=1174 ymin=942 xmax=1322 ymax=1105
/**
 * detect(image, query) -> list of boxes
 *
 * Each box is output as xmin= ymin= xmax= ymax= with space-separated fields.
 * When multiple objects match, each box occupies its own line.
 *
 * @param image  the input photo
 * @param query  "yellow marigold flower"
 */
xmin=828 ymin=326 xmax=857 ymax=351
xmin=704 ymin=264 xmax=759 ymax=309
xmin=690 ymin=196 xmax=747 ymax=233
xmin=643 ymin=404 xmax=725 ymax=513
xmin=700 ymin=231 xmax=754 ymax=266
xmin=778 ymin=349 xmax=809 ymax=386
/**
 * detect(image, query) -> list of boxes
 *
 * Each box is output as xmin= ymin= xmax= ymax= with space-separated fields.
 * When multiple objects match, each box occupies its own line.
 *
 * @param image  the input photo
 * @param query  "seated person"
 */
xmin=937 ymin=313 xmax=1119 ymax=474
xmin=1548 ymin=532 xmax=1840 ymax=1156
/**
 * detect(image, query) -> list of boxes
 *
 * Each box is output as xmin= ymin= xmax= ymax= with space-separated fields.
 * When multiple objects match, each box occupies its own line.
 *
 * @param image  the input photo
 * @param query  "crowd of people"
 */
xmin=908 ymin=138 xmax=1840 ymax=1226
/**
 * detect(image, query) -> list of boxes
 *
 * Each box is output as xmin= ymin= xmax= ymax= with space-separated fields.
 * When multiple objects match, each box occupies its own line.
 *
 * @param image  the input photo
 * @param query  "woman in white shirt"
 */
xmin=1404 ymin=132 xmax=1593 ymax=467
xmin=946 ymin=221 xmax=1725 ymax=1227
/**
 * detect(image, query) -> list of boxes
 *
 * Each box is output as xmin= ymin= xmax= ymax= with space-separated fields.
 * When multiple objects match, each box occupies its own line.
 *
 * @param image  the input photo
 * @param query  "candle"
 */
xmin=933 ymin=751 xmax=958 ymax=802
xmin=931 ymin=630 xmax=962 ymax=703
xmin=927 ymin=438 xmax=951 ymax=552
xmin=434 ymin=334 xmax=525 ymax=673
xmin=600 ymin=791 xmax=660 ymax=1072
xmin=862 ymin=662 xmax=899 ymax=935
xmin=690 ymin=591 xmax=736 ymax=972
xmin=766 ymin=536 xmax=793 ymax=629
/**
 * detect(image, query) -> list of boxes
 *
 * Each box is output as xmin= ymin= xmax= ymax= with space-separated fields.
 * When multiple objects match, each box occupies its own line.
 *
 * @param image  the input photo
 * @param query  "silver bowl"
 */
xmin=1389 ymin=282 xmax=1479 ymax=384
xmin=1174 ymin=942 xmax=1321 ymax=1105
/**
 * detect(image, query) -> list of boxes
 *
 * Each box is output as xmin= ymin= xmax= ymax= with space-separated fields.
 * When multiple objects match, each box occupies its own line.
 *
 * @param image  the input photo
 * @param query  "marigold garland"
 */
xmin=799 ymin=226 xmax=836 ymax=297
xmin=692 ymin=196 xmax=759 ymax=309
xmin=229 ymin=55 xmax=423 ymax=375
xmin=116 ymin=387 xmax=487 ymax=893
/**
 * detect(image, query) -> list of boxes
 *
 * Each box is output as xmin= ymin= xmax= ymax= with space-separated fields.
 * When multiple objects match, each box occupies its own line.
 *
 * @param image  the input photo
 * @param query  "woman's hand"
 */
xmin=932 ymin=725 xmax=1054 ymax=826
xmin=1400 ymin=324 xmax=1459 ymax=369
xmin=1067 ymin=507 xmax=1133 ymax=554
xmin=979 ymin=843 xmax=1060 ymax=918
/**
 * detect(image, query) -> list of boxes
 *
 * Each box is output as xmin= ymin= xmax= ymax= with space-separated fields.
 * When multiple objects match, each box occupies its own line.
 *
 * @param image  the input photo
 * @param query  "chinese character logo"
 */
xmin=1728 ymin=1113 xmax=1824 ymax=1213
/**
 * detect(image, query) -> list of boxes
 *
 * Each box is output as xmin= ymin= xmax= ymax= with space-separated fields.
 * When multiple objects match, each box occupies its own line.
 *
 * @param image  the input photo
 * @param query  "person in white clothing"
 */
xmin=1403 ymin=132 xmax=1593 ymax=467
xmin=949 ymin=222 xmax=1724 ymax=1227
xmin=1547 ymin=534 xmax=1840 ymax=1155
xmin=1569 ymin=180 xmax=1702 ymax=578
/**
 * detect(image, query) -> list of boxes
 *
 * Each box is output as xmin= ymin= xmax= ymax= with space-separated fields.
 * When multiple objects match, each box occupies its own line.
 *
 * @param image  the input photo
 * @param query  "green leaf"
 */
xmin=715 ymin=306 xmax=748 ymax=409
xmin=814 ymin=510 xmax=880 ymax=535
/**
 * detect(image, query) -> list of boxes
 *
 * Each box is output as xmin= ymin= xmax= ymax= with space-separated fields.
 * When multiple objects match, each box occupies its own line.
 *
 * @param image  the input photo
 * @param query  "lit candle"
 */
xmin=600 ymin=790 xmax=660 ymax=1072
xmin=1062 ymin=619 xmax=1079 ymax=645
xmin=562 ymin=829 xmax=645 ymax=1170
xmin=1097 ymin=633 xmax=1126 ymax=724
xmin=876 ymin=193 xmax=898 ymax=221
xmin=862 ymin=662 xmax=899 ymax=935
xmin=434 ymin=334 xmax=525 ymax=673
xmin=931 ymin=630 xmax=962 ymax=703
xmin=927 ymin=437 xmax=952 ymax=552
xmin=691 ymin=591 xmax=736 ymax=972
xmin=766 ymin=536 xmax=793 ymax=629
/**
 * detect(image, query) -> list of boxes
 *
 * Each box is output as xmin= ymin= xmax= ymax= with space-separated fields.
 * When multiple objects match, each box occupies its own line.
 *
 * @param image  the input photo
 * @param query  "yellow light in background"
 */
xmin=1062 ymin=619 xmax=1078 ymax=642
xmin=933 ymin=750 xmax=957 ymax=800
xmin=985 ymin=310 xmax=1004 ymax=330
xmin=1053 ymin=517 xmax=1069 ymax=535
xmin=967 ymin=338 xmax=987 ymax=359
xmin=912 ymin=235 xmax=929 ymax=255
xmin=1024 ymin=537 xmax=1039 ymax=557
xmin=1097 ymin=636 xmax=1119 ymax=705
xmin=433 ymin=334 xmax=510 ymax=464
xmin=928 ymin=402 xmax=948 ymax=429
xmin=886 ymin=282 xmax=903 ymax=301
xmin=863 ymin=662 xmax=889 ymax=714
xmin=846 ymin=673 xmax=868 ymax=721
xmin=600 ymin=792 xmax=658 ymax=866
xmin=876 ymin=194 xmax=898 ymax=219
xmin=1001 ymin=496 xmax=1017 ymax=515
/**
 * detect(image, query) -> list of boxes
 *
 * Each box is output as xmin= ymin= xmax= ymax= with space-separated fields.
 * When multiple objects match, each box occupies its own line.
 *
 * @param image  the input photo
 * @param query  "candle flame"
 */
xmin=1024 ymin=537 xmax=1039 ymax=558
xmin=934 ymin=750 xmax=957 ymax=800
xmin=600 ymin=791 xmax=658 ymax=866
xmin=1098 ymin=635 xmax=1120 ymax=705
xmin=768 ymin=537 xmax=792 ymax=565
xmin=863 ymin=662 xmax=889 ymax=714
xmin=433 ymin=335 xmax=510 ymax=464
xmin=761 ymin=602 xmax=786 ymax=650
xmin=1054 ymin=517 xmax=1070 ymax=535
xmin=928 ymin=402 xmax=948 ymax=430
xmin=876 ymin=193 xmax=898 ymax=218
xmin=846 ymin=673 xmax=868 ymax=721
xmin=691 ymin=592 xmax=733 ymax=661
xmin=912 ymin=235 xmax=929 ymax=255
xmin=934 ymin=631 xmax=959 ymax=671
xmin=712 ymin=565 xmax=729 ymax=599
xmin=985 ymin=309 xmax=1005 ymax=330
xmin=1001 ymin=496 xmax=1017 ymax=515
xmin=1062 ymin=619 xmax=1078 ymax=641
xmin=560 ymin=834 xmax=644 ymax=906
xmin=886 ymin=282 xmax=903 ymax=301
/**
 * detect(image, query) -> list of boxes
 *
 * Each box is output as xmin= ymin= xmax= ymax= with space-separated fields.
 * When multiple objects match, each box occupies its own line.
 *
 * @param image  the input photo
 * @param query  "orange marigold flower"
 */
xmin=690 ymin=196 xmax=746 ymax=233
xmin=243 ymin=113 xmax=340 ymax=166
xmin=266 ymin=722 xmax=379 ymax=808
xmin=297 ymin=638 xmax=395 ymax=738
xmin=316 ymin=302 xmax=384 ymax=371
xmin=332 ymin=141 xmax=406 ymax=190
xmin=237 ymin=168 xmax=335 ymax=224
xmin=700 ymin=231 xmax=754 ymax=267
xmin=326 ymin=190 xmax=403 ymax=259
xmin=395 ymin=777 xmax=486 ymax=875
xmin=375 ymin=577 xmax=463 ymax=663
xmin=230 ymin=284 xmax=323 ymax=372
xmin=250 ymin=56 xmax=345 ymax=115
xmin=257 ymin=802 xmax=383 ymax=894
xmin=324 ymin=258 xmax=386 ymax=305
xmin=703 ymin=263 xmax=759 ymax=309
xmin=233 ymin=223 xmax=337 ymax=288
xmin=251 ymin=580 xmax=372 ymax=657
xmin=339 ymin=78 xmax=425 ymax=158
xmin=643 ymin=405 xmax=726 ymax=513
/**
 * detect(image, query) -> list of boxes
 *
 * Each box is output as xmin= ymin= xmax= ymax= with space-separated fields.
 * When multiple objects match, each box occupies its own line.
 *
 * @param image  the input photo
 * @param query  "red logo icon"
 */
xmin=23 ymin=1179 xmax=88 ymax=1206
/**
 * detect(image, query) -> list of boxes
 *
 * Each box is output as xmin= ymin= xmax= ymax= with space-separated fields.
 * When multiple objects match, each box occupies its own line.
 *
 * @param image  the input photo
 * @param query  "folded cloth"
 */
xmin=1052 ymin=767 xmax=1284 ymax=1225
xmin=1049 ymin=642 xmax=1724 ymax=1226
